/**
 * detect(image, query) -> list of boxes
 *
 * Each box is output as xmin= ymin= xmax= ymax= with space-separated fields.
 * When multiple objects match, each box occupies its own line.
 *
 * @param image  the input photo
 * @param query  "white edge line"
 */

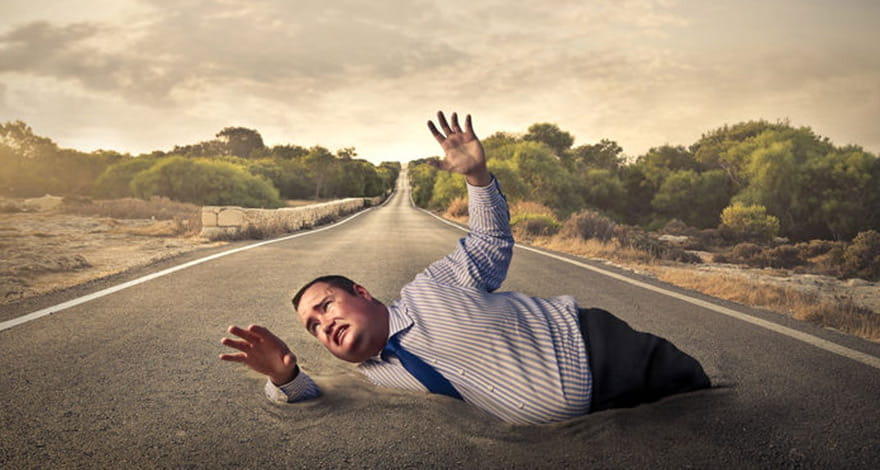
xmin=0 ymin=202 xmax=381 ymax=333
xmin=414 ymin=203 xmax=880 ymax=371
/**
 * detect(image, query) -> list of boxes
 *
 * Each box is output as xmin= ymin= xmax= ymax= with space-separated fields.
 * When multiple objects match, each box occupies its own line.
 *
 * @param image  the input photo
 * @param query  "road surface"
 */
xmin=2 ymin=171 xmax=879 ymax=468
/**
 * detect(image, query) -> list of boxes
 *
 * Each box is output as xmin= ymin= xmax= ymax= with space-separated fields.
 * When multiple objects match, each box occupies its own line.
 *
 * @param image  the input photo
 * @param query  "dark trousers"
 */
xmin=578 ymin=308 xmax=710 ymax=412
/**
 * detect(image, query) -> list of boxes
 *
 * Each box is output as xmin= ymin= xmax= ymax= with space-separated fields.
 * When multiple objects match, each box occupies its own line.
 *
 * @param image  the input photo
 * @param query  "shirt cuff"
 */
xmin=264 ymin=367 xmax=321 ymax=403
xmin=466 ymin=175 xmax=506 ymax=207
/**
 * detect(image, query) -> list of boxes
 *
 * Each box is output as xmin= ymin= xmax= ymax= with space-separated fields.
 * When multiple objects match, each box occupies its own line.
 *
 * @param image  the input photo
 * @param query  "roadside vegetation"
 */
xmin=414 ymin=120 xmax=880 ymax=341
xmin=1 ymin=121 xmax=401 ymax=208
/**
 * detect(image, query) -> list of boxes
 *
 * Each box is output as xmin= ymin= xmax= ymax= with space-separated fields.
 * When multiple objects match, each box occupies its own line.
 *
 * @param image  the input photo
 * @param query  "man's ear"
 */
xmin=353 ymin=284 xmax=372 ymax=301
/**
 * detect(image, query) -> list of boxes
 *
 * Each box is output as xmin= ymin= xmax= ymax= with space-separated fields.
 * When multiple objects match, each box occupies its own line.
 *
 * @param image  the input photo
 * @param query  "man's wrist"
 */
xmin=270 ymin=364 xmax=299 ymax=386
xmin=465 ymin=168 xmax=492 ymax=187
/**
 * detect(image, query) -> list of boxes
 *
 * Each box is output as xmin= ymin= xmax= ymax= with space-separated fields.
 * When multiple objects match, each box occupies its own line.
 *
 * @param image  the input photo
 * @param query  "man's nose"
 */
xmin=320 ymin=317 xmax=335 ymax=337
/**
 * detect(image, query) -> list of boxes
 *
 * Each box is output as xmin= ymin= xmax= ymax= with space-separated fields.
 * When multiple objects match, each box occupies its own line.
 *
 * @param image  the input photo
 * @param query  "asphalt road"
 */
xmin=2 ymin=171 xmax=879 ymax=468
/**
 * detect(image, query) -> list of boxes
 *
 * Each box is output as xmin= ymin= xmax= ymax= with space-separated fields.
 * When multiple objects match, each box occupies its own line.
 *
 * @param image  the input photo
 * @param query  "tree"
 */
xmin=569 ymin=139 xmax=624 ymax=172
xmin=408 ymin=162 xmax=439 ymax=207
xmin=303 ymin=146 xmax=337 ymax=199
xmin=732 ymin=127 xmax=836 ymax=240
xmin=216 ymin=127 xmax=265 ymax=159
xmin=482 ymin=131 xmax=520 ymax=157
xmin=523 ymin=123 xmax=574 ymax=156
xmin=807 ymin=147 xmax=880 ymax=240
xmin=651 ymin=169 xmax=731 ymax=228
xmin=689 ymin=119 xmax=791 ymax=183
xmin=0 ymin=120 xmax=57 ymax=159
xmin=580 ymin=168 xmax=626 ymax=217
xmin=270 ymin=144 xmax=309 ymax=160
xmin=512 ymin=141 xmax=583 ymax=215
xmin=336 ymin=147 xmax=357 ymax=160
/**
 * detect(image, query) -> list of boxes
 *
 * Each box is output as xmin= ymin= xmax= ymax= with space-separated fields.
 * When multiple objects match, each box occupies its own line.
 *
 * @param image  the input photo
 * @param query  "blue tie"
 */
xmin=383 ymin=335 xmax=463 ymax=400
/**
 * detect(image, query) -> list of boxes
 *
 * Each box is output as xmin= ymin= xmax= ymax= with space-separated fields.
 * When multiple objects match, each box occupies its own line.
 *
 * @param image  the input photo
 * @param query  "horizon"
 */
xmin=2 ymin=1 xmax=879 ymax=164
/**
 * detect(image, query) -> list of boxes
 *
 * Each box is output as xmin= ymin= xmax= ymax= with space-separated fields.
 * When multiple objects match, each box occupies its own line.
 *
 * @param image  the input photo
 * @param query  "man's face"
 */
xmin=296 ymin=282 xmax=389 ymax=363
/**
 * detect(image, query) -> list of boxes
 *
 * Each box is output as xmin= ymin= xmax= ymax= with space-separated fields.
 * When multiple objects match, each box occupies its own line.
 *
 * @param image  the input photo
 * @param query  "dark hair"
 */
xmin=292 ymin=275 xmax=357 ymax=310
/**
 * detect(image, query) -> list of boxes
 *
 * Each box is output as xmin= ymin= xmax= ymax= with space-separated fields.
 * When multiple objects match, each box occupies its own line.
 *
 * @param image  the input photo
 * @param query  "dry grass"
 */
xmin=534 ymin=235 xmax=660 ymax=265
xmin=445 ymin=196 xmax=469 ymax=219
xmin=511 ymin=228 xmax=880 ymax=342
xmin=652 ymin=268 xmax=880 ymax=341
xmin=63 ymin=197 xmax=201 ymax=236
xmin=112 ymin=219 xmax=195 ymax=237
xmin=510 ymin=200 xmax=556 ymax=218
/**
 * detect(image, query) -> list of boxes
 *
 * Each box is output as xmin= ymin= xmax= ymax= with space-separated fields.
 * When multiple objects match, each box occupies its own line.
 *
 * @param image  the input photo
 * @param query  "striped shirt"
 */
xmin=267 ymin=177 xmax=592 ymax=424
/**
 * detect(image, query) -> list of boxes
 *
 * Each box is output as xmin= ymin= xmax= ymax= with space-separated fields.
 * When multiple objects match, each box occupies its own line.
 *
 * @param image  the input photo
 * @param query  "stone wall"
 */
xmin=200 ymin=196 xmax=383 ymax=240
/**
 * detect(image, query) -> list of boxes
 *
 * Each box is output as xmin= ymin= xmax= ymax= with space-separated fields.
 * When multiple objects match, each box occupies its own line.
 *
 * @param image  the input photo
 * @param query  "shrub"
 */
xmin=92 ymin=157 xmax=158 ymax=198
xmin=561 ymin=210 xmax=616 ymax=242
xmin=719 ymin=202 xmax=780 ymax=243
xmin=428 ymin=171 xmax=466 ymax=210
xmin=795 ymin=239 xmax=839 ymax=260
xmin=758 ymin=245 xmax=805 ymax=269
xmin=843 ymin=230 xmax=880 ymax=280
xmin=728 ymin=242 xmax=763 ymax=265
xmin=511 ymin=213 xmax=561 ymax=238
xmin=689 ymin=228 xmax=723 ymax=251
xmin=131 ymin=156 xmax=283 ymax=208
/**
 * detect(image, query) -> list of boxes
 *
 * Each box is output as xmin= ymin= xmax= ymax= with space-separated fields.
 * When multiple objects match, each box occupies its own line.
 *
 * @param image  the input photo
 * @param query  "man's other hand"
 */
xmin=220 ymin=324 xmax=299 ymax=385
xmin=427 ymin=111 xmax=491 ymax=186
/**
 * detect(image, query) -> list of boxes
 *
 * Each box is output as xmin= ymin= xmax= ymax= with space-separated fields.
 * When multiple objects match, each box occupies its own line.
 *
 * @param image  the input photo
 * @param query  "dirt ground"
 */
xmin=0 ymin=210 xmax=225 ymax=304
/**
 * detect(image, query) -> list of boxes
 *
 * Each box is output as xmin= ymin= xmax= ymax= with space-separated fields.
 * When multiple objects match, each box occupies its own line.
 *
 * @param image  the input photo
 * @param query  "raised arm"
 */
xmin=421 ymin=111 xmax=513 ymax=292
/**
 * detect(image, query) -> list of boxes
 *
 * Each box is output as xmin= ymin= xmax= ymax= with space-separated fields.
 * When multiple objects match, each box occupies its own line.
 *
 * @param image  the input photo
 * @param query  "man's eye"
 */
xmin=322 ymin=301 xmax=332 ymax=310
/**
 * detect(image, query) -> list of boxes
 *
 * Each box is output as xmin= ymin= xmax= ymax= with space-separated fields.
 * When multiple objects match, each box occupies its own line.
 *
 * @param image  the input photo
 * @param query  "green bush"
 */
xmin=843 ymin=230 xmax=880 ymax=280
xmin=408 ymin=163 xmax=438 ymax=207
xmin=92 ymin=157 xmax=158 ymax=198
xmin=561 ymin=210 xmax=616 ymax=242
xmin=131 ymin=156 xmax=283 ymax=208
xmin=429 ymin=171 xmax=466 ymax=210
xmin=511 ymin=213 xmax=561 ymax=237
xmin=719 ymin=202 xmax=780 ymax=243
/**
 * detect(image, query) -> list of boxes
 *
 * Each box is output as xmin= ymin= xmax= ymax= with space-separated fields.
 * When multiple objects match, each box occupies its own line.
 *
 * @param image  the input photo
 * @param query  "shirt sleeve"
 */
xmin=264 ymin=367 xmax=321 ymax=403
xmin=422 ymin=176 xmax=513 ymax=292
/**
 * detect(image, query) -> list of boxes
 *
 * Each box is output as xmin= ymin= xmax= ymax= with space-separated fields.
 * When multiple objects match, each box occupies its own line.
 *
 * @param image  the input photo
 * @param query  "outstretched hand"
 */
xmin=219 ymin=324 xmax=299 ymax=385
xmin=427 ymin=111 xmax=491 ymax=186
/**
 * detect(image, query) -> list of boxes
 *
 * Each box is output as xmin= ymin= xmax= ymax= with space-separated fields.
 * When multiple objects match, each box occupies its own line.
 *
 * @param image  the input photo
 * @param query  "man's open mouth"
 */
xmin=334 ymin=325 xmax=349 ymax=346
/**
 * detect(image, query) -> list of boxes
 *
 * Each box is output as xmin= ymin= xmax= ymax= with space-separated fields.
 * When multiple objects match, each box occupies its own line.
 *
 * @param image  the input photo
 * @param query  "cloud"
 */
xmin=1 ymin=0 xmax=878 ymax=160
xmin=0 ymin=0 xmax=467 ymax=106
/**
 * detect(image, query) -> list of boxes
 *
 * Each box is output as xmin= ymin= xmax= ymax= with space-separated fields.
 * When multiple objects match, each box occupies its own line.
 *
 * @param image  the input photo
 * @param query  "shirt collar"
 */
xmin=365 ymin=300 xmax=413 ymax=361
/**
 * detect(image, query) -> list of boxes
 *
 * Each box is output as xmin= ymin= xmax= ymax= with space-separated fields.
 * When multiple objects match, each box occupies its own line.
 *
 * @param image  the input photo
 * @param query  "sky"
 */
xmin=1 ymin=0 xmax=878 ymax=164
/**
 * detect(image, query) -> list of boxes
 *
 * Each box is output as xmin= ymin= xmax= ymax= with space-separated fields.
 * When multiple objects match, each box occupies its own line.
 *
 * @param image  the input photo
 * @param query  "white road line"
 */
xmin=0 ymin=207 xmax=376 ymax=333
xmin=419 ymin=206 xmax=880 ymax=371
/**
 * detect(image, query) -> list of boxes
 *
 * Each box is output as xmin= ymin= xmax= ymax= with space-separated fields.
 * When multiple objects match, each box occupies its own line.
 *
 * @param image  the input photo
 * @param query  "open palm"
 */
xmin=427 ymin=111 xmax=489 ymax=185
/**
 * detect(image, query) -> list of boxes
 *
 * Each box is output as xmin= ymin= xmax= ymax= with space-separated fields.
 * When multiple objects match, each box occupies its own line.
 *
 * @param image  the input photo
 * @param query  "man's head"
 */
xmin=292 ymin=275 xmax=389 ymax=363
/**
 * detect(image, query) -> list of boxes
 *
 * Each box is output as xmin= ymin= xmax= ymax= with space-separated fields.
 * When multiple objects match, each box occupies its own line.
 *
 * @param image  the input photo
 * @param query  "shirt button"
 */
xmin=459 ymin=369 xmax=466 ymax=376
xmin=517 ymin=402 xmax=524 ymax=409
xmin=488 ymin=385 xmax=494 ymax=392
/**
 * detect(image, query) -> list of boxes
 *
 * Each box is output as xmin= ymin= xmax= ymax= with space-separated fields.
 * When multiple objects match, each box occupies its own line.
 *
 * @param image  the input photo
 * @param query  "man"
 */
xmin=220 ymin=111 xmax=710 ymax=425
